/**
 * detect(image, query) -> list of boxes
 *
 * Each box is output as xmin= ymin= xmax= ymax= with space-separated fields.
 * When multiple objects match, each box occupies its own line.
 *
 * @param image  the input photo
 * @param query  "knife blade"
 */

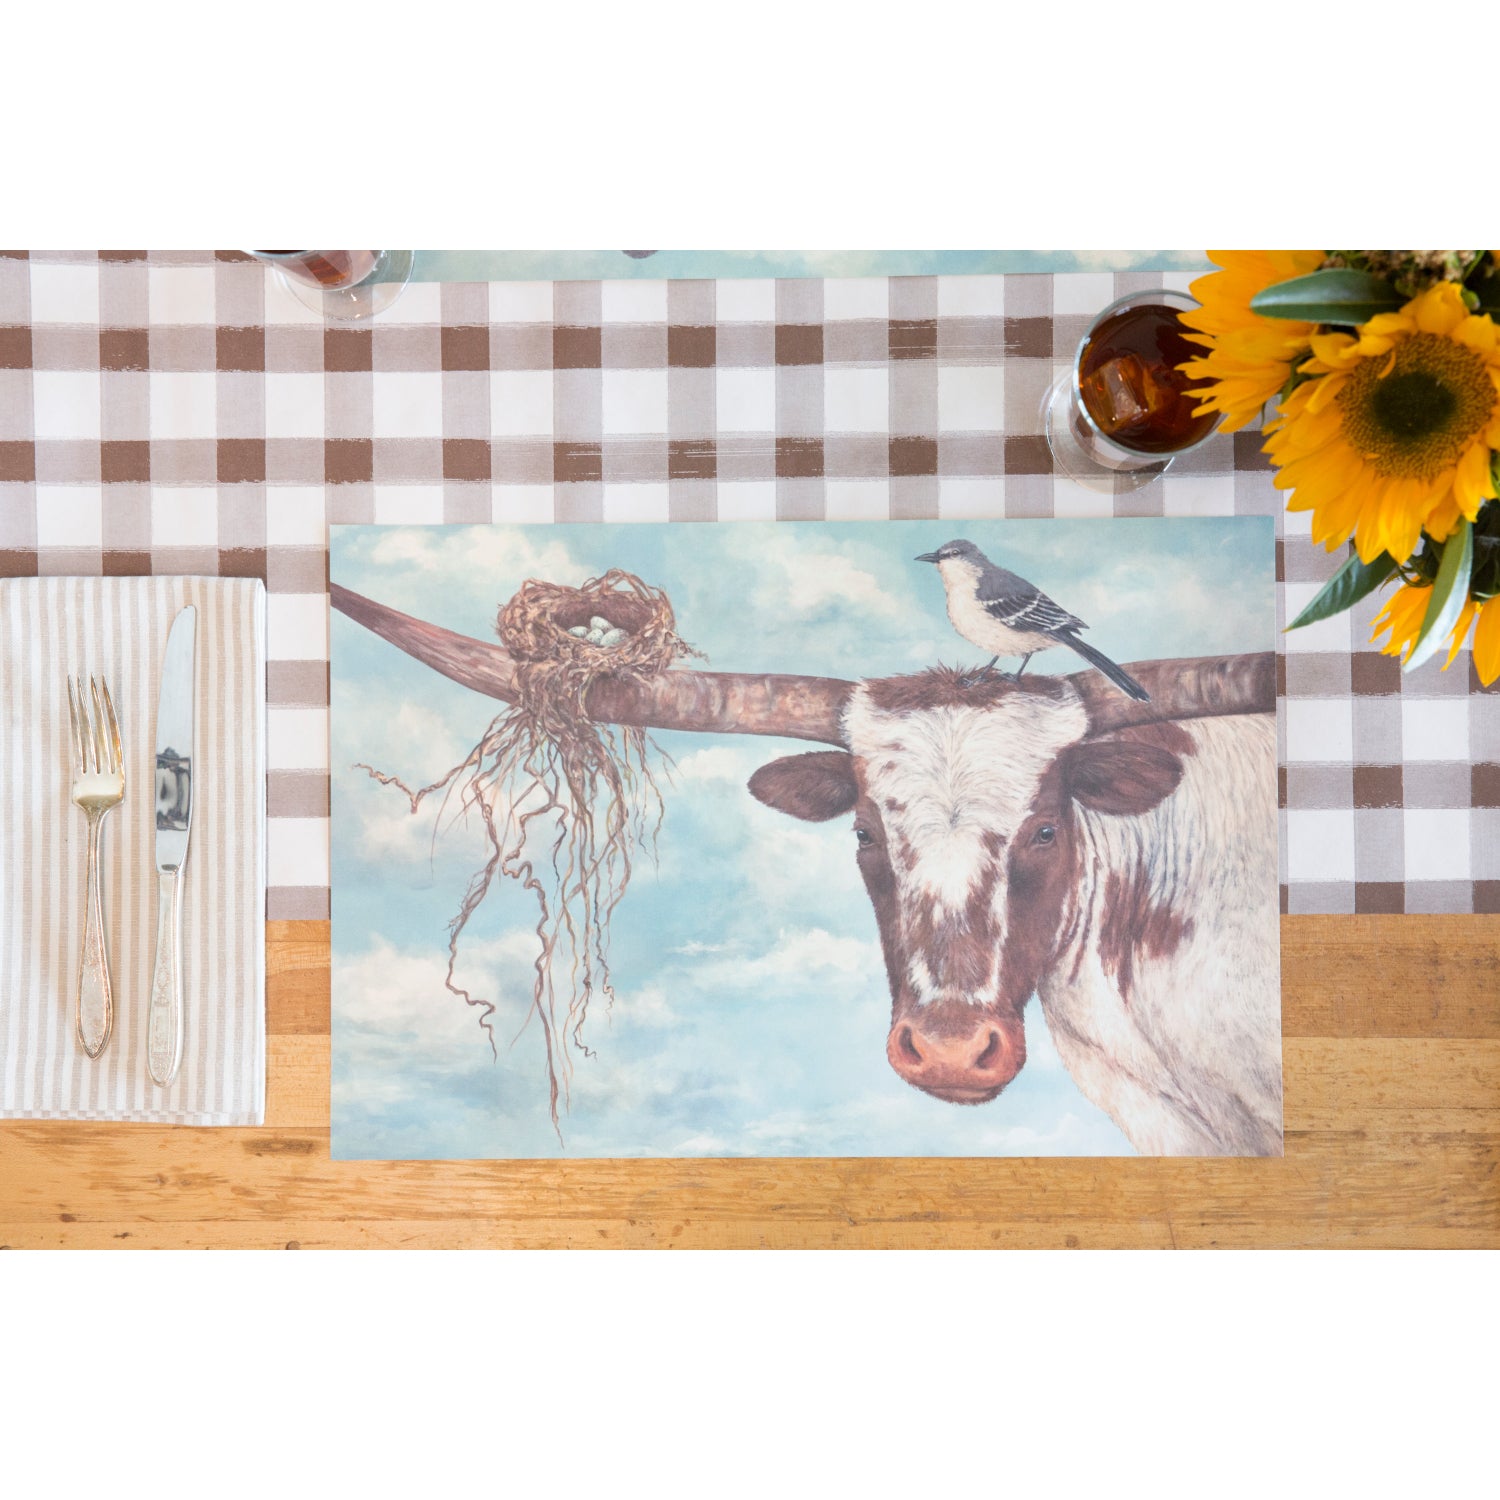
xmin=148 ymin=604 xmax=196 ymax=1087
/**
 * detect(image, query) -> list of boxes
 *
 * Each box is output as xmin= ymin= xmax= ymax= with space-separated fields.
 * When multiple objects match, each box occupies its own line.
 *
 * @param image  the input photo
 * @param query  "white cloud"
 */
xmin=342 ymin=754 xmax=501 ymax=873
xmin=642 ymin=738 xmax=866 ymax=928
xmin=561 ymin=1025 xmax=755 ymax=1134
xmin=329 ymin=924 xmax=585 ymax=1135
xmin=340 ymin=709 xmax=590 ymax=882
xmin=740 ymin=808 xmax=862 ymax=920
xmin=334 ymin=936 xmax=500 ymax=1046
xmin=767 ymin=548 xmax=895 ymax=618
xmin=605 ymin=983 xmax=677 ymax=1029
xmin=671 ymin=1132 xmax=734 ymax=1154
xmin=349 ymin=784 xmax=447 ymax=868
xmin=333 ymin=524 xmax=595 ymax=674
xmin=685 ymin=926 xmax=883 ymax=997
xmin=334 ymin=664 xmax=505 ymax=873
xmin=744 ymin=926 xmax=880 ymax=983
xmin=672 ymin=745 xmax=756 ymax=784
xmin=715 ymin=525 xmax=932 ymax=636
xmin=360 ymin=525 xmax=581 ymax=600
xmin=342 ymin=694 xmax=485 ymax=780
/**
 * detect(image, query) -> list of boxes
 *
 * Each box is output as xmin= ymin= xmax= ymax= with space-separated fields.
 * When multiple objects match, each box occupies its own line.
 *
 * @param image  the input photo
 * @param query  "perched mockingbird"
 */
xmin=916 ymin=538 xmax=1149 ymax=701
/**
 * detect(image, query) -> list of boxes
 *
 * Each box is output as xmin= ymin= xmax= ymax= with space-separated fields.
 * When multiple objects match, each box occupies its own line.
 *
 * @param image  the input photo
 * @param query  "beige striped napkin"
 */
xmin=0 ymin=576 xmax=266 ymax=1124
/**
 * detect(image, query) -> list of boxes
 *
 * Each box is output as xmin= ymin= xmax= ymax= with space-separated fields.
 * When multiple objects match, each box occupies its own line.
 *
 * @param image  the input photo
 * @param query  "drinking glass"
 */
xmin=1044 ymin=288 xmax=1220 ymax=492
xmin=247 ymin=249 xmax=413 ymax=321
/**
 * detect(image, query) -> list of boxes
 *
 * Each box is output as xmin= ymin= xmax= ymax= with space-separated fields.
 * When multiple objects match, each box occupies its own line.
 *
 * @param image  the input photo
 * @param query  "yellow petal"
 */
xmin=1410 ymin=282 xmax=1469 ymax=337
xmin=1307 ymin=332 xmax=1360 ymax=369
xmin=1424 ymin=491 xmax=1465 ymax=542
xmin=1452 ymin=440 xmax=1497 ymax=519
xmin=1317 ymin=475 xmax=1376 ymax=554
xmin=1371 ymin=583 xmax=1431 ymax=660
xmin=1369 ymin=593 xmax=1399 ymax=648
xmin=1475 ymin=599 xmax=1500 ymax=685
xmin=1364 ymin=488 xmax=1419 ymax=565
xmin=1454 ymin=313 xmax=1499 ymax=357
xmin=1291 ymin=395 xmax=1346 ymax=449
xmin=1304 ymin=369 xmax=1350 ymax=415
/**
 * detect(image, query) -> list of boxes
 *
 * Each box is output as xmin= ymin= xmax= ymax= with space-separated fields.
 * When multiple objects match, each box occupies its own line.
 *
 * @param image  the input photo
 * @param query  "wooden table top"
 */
xmin=2 ymin=915 xmax=1495 ymax=1250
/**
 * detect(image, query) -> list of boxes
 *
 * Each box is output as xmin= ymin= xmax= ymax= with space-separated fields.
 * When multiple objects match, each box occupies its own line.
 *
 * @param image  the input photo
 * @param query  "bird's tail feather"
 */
xmin=1060 ymin=632 xmax=1150 ymax=701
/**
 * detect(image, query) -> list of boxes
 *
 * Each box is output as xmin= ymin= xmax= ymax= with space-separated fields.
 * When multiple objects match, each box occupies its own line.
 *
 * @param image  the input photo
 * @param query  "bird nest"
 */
xmin=360 ymin=569 xmax=698 ymax=1134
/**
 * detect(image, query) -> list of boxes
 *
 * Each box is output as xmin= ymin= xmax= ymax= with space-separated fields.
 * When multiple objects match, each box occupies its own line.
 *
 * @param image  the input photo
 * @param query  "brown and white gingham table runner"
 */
xmin=3 ymin=249 xmax=1497 ymax=917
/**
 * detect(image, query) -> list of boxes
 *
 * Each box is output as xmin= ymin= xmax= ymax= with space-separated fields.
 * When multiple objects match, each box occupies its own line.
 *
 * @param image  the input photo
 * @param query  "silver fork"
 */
xmin=67 ymin=676 xmax=125 ymax=1059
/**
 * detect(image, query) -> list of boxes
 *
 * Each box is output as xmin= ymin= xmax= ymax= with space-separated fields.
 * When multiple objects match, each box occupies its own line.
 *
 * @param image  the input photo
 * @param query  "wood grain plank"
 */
xmin=266 ymin=920 xmax=329 ymax=1034
xmin=0 ymin=1123 xmax=1493 ymax=1242
xmin=265 ymin=1035 xmax=329 ymax=1128
xmin=1281 ymin=915 xmax=1500 ymax=1037
xmin=1283 ymin=1038 xmax=1500 ymax=1130
xmin=5 ymin=1216 xmax=1497 ymax=1251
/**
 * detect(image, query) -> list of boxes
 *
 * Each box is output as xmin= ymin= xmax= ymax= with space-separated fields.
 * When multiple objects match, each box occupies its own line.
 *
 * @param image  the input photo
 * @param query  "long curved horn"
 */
xmin=330 ymin=582 xmax=854 ymax=746
xmin=1072 ymin=651 xmax=1277 ymax=733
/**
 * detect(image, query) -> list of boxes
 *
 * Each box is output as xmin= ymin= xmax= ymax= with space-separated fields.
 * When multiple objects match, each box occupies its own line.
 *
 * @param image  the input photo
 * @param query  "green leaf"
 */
xmin=1286 ymin=550 xmax=1397 ymax=630
xmin=1250 ymin=269 xmax=1402 ymax=325
xmin=1405 ymin=521 xmax=1474 ymax=673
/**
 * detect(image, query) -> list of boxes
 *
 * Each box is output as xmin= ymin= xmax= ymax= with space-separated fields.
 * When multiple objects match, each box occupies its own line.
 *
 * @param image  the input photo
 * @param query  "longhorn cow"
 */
xmin=332 ymin=583 xmax=1280 ymax=1156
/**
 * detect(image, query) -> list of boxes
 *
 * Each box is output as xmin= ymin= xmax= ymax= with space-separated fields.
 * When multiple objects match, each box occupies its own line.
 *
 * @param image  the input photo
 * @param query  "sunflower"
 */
xmin=1371 ymin=578 xmax=1500 ymax=684
xmin=1177 ymin=251 xmax=1325 ymax=430
xmin=1264 ymin=282 xmax=1500 ymax=565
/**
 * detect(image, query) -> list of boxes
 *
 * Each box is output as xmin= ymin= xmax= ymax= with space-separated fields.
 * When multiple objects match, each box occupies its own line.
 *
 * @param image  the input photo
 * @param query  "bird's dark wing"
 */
xmin=976 ymin=567 xmax=1088 ymax=634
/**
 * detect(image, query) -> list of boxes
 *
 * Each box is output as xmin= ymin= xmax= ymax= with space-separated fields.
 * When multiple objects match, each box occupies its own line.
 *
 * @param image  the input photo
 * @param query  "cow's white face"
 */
xmin=748 ymin=672 xmax=1186 ymax=1105
xmin=844 ymin=683 xmax=1089 ymax=1012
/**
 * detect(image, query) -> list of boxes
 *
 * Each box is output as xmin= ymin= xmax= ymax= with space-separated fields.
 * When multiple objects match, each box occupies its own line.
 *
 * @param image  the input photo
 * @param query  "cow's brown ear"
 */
xmin=1063 ymin=740 xmax=1182 ymax=817
xmin=748 ymin=751 xmax=858 ymax=822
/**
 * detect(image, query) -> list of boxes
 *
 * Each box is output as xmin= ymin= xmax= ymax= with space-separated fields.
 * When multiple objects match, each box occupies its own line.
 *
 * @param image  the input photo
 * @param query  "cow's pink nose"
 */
xmin=886 ymin=1018 xmax=1020 ymax=1103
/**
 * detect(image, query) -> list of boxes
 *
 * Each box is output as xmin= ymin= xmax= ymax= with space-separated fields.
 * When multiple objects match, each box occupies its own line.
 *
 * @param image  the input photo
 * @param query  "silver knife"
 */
xmin=148 ymin=605 xmax=196 ymax=1087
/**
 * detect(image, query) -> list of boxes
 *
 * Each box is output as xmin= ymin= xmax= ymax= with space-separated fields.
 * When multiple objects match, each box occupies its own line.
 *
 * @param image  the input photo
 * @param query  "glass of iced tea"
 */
xmin=1044 ymin=289 xmax=1220 ymax=492
xmin=246 ymin=249 xmax=413 ymax=321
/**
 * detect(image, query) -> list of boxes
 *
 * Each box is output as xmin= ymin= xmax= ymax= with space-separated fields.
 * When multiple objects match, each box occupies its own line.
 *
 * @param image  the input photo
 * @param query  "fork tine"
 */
xmin=80 ymin=677 xmax=96 ymax=774
xmin=66 ymin=677 xmax=85 ymax=774
xmin=89 ymin=676 xmax=108 ymax=774
xmin=99 ymin=677 xmax=122 ymax=773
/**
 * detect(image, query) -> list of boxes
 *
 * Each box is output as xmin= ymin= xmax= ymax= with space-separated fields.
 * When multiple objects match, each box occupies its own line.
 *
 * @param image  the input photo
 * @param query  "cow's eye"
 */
xmin=855 ymin=827 xmax=874 ymax=848
xmin=1033 ymin=823 xmax=1056 ymax=846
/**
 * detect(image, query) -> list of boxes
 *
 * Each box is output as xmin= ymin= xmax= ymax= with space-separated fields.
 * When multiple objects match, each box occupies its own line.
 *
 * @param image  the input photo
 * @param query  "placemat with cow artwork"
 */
xmin=328 ymin=518 xmax=1279 ymax=1158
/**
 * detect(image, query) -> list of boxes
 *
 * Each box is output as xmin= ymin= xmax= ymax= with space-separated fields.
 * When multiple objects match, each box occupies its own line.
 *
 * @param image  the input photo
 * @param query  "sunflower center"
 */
xmin=1371 ymin=372 xmax=1454 ymax=437
xmin=1337 ymin=331 xmax=1494 ymax=480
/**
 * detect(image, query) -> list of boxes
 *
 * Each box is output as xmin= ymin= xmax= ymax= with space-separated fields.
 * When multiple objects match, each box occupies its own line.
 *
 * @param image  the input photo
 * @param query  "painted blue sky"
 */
xmin=329 ymin=518 xmax=1275 ymax=1160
